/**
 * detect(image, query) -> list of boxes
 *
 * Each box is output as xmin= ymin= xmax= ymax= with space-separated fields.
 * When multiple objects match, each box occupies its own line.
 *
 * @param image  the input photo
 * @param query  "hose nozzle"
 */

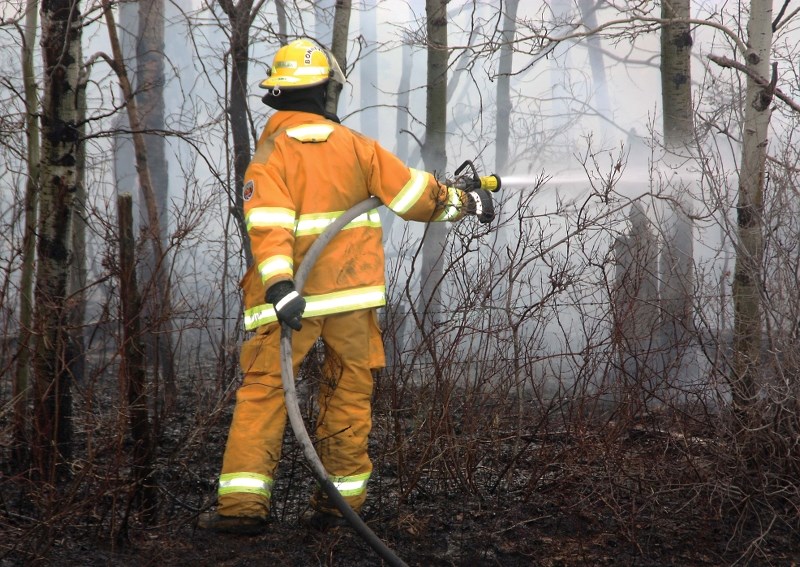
xmin=451 ymin=160 xmax=502 ymax=193
xmin=478 ymin=174 xmax=501 ymax=192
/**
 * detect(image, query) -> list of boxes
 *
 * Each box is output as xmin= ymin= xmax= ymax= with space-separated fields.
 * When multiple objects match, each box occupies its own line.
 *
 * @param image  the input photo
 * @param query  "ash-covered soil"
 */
xmin=2 ymin=368 xmax=798 ymax=566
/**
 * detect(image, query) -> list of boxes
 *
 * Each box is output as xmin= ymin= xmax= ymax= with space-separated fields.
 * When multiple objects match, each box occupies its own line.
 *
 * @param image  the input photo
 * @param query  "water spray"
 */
xmin=494 ymin=173 xmax=597 ymax=206
xmin=450 ymin=159 xmax=564 ymax=194
xmin=501 ymin=174 xmax=546 ymax=190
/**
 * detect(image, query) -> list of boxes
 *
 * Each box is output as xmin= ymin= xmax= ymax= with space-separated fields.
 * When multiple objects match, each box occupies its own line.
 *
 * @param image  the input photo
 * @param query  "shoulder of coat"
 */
xmin=252 ymin=135 xmax=277 ymax=163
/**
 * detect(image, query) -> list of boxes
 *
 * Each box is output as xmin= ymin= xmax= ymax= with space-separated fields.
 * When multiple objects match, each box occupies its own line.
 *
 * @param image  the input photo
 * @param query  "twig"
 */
xmin=491 ymin=514 xmax=553 ymax=536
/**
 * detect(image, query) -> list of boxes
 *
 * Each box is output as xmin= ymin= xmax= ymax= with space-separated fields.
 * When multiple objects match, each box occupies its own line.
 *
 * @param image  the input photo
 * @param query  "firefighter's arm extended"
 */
xmin=364 ymin=142 xmax=495 ymax=224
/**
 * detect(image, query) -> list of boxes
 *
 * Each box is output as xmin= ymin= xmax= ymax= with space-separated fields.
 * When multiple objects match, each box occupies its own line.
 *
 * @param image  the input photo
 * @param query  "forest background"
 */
xmin=1 ymin=0 xmax=799 ymax=565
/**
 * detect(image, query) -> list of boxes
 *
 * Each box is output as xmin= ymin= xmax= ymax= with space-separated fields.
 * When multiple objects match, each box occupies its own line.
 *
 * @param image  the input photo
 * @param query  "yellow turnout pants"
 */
xmin=217 ymin=308 xmax=385 ymax=519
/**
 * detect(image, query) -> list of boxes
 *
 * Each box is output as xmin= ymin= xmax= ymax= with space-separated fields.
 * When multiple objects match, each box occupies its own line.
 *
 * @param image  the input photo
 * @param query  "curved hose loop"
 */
xmin=279 ymin=196 xmax=408 ymax=567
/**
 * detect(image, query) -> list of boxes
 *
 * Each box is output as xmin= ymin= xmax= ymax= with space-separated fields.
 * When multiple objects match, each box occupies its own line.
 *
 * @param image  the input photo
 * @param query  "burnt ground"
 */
xmin=2 ymin=370 xmax=799 ymax=567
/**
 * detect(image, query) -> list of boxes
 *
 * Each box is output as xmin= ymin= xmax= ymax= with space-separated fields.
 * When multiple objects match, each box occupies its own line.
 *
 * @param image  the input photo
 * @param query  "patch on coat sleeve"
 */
xmin=243 ymin=179 xmax=255 ymax=201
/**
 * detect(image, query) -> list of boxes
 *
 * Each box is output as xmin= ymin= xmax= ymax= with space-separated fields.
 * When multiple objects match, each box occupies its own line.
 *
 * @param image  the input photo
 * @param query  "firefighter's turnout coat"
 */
xmin=217 ymin=110 xmax=469 ymax=519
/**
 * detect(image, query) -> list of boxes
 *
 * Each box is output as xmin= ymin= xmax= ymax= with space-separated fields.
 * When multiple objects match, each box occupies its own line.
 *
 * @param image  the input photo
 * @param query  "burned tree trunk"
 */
xmin=118 ymin=194 xmax=156 ymax=524
xmin=218 ymin=0 xmax=255 ymax=266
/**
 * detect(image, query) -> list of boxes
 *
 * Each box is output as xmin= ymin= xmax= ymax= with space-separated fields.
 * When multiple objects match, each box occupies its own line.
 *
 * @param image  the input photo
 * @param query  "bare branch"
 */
xmin=709 ymin=55 xmax=800 ymax=114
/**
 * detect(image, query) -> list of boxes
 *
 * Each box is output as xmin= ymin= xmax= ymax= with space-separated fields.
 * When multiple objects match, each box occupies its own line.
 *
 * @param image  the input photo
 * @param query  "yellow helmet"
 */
xmin=260 ymin=38 xmax=345 ymax=91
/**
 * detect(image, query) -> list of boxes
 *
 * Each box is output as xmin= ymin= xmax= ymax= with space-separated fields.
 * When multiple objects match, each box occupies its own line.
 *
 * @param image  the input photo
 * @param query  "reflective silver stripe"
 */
xmin=244 ymin=285 xmax=386 ymax=330
xmin=246 ymin=207 xmax=296 ymax=231
xmin=295 ymin=211 xmax=340 ymax=236
xmin=292 ymin=66 xmax=329 ymax=77
xmin=258 ymin=255 xmax=293 ymax=282
xmin=389 ymin=168 xmax=428 ymax=214
xmin=275 ymin=290 xmax=300 ymax=311
xmin=435 ymin=186 xmax=464 ymax=221
xmin=330 ymin=472 xmax=371 ymax=496
xmin=218 ymin=472 xmax=273 ymax=498
xmin=286 ymin=124 xmax=334 ymax=142
xmin=295 ymin=209 xmax=381 ymax=237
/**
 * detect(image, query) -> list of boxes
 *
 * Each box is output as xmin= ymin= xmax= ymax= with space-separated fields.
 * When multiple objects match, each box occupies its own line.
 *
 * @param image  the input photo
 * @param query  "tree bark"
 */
xmin=419 ymin=0 xmax=448 ymax=324
xmin=33 ymin=0 xmax=82 ymax=481
xmin=578 ymin=0 xmax=610 ymax=118
xmin=118 ymin=194 xmax=156 ymax=523
xmin=218 ymin=0 xmax=254 ymax=267
xmin=613 ymin=203 xmax=660 ymax=412
xmin=732 ymin=0 xmax=774 ymax=414
xmin=137 ymin=0 xmax=177 ymax=412
xmin=102 ymin=0 xmax=174 ymax=422
xmin=112 ymin=1 xmax=138 ymax=205
xmin=496 ymin=0 xmax=519 ymax=173
xmin=275 ymin=0 xmax=287 ymax=43
xmin=68 ymin=12 xmax=88 ymax=405
xmin=326 ymin=0 xmax=352 ymax=115
xmin=659 ymin=0 xmax=695 ymax=387
xmin=137 ymin=0 xmax=169 ymax=236
xmin=660 ymin=0 xmax=694 ymax=147
xmin=14 ymin=0 xmax=40 ymax=469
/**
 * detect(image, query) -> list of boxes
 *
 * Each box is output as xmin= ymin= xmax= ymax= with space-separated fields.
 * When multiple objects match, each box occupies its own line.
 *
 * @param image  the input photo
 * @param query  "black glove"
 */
xmin=266 ymin=280 xmax=306 ymax=331
xmin=465 ymin=190 xmax=495 ymax=223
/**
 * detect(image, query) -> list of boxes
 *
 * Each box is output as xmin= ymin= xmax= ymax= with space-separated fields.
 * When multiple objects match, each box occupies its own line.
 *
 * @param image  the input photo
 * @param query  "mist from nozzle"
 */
xmin=499 ymin=174 xmax=593 ymax=208
xmin=502 ymin=174 xmax=607 ymax=191
xmin=498 ymin=175 xmax=545 ymax=190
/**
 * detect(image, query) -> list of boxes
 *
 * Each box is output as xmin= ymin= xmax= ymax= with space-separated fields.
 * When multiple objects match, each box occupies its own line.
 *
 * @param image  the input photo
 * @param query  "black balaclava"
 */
xmin=262 ymin=83 xmax=340 ymax=123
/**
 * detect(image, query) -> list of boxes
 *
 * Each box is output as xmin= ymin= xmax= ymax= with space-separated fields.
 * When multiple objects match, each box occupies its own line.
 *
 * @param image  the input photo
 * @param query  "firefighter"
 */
xmin=199 ymin=38 xmax=495 ymax=534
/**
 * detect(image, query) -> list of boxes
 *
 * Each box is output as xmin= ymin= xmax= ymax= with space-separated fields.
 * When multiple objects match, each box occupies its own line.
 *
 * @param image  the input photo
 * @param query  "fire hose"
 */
xmin=279 ymin=196 xmax=408 ymax=567
xmin=279 ymin=163 xmax=500 ymax=566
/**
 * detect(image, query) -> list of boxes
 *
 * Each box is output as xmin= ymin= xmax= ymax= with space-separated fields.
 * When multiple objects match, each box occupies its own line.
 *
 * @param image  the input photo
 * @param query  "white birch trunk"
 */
xmin=732 ymin=0 xmax=774 ymax=412
xmin=33 ymin=0 xmax=83 ymax=479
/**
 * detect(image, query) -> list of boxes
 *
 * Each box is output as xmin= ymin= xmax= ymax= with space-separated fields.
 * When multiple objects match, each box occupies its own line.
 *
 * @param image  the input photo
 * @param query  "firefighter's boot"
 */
xmin=301 ymin=509 xmax=350 ymax=532
xmin=197 ymin=511 xmax=268 ymax=535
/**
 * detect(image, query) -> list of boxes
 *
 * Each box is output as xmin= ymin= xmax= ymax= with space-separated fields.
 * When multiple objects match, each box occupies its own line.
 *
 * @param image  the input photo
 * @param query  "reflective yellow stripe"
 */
xmin=218 ymin=472 xmax=273 ymax=498
xmin=295 ymin=209 xmax=381 ymax=237
xmin=330 ymin=472 xmax=371 ymax=496
xmin=258 ymin=255 xmax=293 ymax=283
xmin=304 ymin=286 xmax=385 ymax=315
xmin=246 ymin=207 xmax=296 ymax=231
xmin=286 ymin=124 xmax=334 ymax=142
xmin=435 ymin=186 xmax=463 ymax=221
xmin=347 ymin=209 xmax=383 ymax=230
xmin=389 ymin=168 xmax=428 ymax=214
xmin=244 ymin=285 xmax=386 ymax=330
xmin=295 ymin=211 xmax=339 ymax=236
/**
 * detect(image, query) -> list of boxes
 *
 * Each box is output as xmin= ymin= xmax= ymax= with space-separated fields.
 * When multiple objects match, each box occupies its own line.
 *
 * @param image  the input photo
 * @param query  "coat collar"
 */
xmin=265 ymin=110 xmax=333 ymax=135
